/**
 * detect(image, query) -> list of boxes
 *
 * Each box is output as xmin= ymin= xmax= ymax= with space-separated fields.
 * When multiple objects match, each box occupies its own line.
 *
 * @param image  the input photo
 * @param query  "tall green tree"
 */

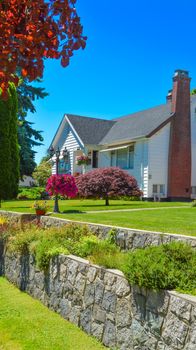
xmin=32 ymin=157 xmax=52 ymax=187
xmin=0 ymin=84 xmax=19 ymax=201
xmin=17 ymin=79 xmax=48 ymax=178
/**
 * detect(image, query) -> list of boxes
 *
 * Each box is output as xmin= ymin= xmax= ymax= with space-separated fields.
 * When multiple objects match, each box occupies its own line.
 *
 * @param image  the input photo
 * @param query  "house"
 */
xmin=49 ymin=69 xmax=196 ymax=200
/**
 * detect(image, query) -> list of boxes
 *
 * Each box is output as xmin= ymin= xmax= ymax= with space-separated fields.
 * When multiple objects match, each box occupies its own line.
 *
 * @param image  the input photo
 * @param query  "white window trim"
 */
xmin=110 ymin=146 xmax=134 ymax=169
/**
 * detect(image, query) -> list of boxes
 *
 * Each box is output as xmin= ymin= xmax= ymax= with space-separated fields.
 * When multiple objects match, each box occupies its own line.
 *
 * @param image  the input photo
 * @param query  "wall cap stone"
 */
xmin=169 ymin=291 xmax=196 ymax=305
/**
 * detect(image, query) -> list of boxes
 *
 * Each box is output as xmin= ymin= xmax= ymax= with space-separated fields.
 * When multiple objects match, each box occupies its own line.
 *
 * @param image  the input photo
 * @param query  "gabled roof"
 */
xmin=100 ymin=103 xmax=173 ymax=145
xmin=66 ymin=114 xmax=115 ymax=145
xmin=52 ymin=101 xmax=176 ymax=148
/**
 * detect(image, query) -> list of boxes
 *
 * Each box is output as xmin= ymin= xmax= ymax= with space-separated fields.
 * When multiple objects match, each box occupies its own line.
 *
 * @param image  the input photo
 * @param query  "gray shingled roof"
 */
xmin=100 ymin=103 xmax=173 ymax=145
xmin=65 ymin=102 xmax=174 ymax=146
xmin=66 ymin=114 xmax=116 ymax=144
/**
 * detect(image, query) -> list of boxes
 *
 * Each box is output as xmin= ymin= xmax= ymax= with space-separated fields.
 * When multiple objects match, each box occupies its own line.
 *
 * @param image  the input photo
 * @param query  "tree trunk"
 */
xmin=105 ymin=196 xmax=109 ymax=206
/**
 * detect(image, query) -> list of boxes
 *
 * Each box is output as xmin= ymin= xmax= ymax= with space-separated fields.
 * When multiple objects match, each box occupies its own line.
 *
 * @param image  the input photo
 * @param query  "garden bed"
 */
xmin=0 ymin=219 xmax=196 ymax=349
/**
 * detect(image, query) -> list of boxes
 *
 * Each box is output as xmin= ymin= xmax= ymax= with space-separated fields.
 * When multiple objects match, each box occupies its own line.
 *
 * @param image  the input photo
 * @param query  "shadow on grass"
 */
xmin=61 ymin=210 xmax=85 ymax=214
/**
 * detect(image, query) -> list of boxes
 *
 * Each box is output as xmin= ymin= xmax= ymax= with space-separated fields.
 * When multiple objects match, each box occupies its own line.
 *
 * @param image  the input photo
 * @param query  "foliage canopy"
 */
xmin=76 ymin=167 xmax=142 ymax=205
xmin=0 ymin=0 xmax=86 ymax=98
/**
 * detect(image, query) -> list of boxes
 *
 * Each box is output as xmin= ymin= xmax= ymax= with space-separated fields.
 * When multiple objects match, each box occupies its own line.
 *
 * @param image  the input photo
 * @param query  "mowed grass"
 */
xmin=54 ymin=207 xmax=196 ymax=236
xmin=0 ymin=278 xmax=106 ymax=350
xmin=0 ymin=199 xmax=194 ymax=236
xmin=0 ymin=198 xmax=188 ymax=213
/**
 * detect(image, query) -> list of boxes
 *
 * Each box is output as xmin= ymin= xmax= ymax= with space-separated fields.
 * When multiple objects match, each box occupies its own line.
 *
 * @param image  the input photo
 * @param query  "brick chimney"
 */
xmin=167 ymin=69 xmax=192 ymax=200
xmin=166 ymin=89 xmax=172 ymax=103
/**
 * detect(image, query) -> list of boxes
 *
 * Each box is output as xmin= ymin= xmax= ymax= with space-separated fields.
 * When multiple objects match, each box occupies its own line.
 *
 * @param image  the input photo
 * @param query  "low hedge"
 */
xmin=1 ymin=220 xmax=196 ymax=295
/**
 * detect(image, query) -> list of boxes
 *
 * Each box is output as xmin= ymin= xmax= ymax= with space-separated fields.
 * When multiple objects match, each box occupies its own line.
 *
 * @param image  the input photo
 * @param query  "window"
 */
xmin=153 ymin=184 xmax=165 ymax=195
xmin=192 ymin=186 xmax=196 ymax=195
xmin=153 ymin=184 xmax=158 ymax=193
xmin=128 ymin=146 xmax=134 ymax=169
xmin=159 ymin=185 xmax=165 ymax=194
xmin=111 ymin=151 xmax=115 ymax=166
xmin=58 ymin=160 xmax=70 ymax=174
xmin=92 ymin=151 xmax=98 ymax=168
xmin=111 ymin=145 xmax=134 ymax=169
xmin=116 ymin=148 xmax=127 ymax=169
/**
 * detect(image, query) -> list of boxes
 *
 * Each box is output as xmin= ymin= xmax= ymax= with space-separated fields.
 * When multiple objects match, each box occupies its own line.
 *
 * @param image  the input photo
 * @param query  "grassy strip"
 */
xmin=53 ymin=207 xmax=196 ymax=236
xmin=0 ymin=278 xmax=106 ymax=350
xmin=0 ymin=198 xmax=189 ymax=214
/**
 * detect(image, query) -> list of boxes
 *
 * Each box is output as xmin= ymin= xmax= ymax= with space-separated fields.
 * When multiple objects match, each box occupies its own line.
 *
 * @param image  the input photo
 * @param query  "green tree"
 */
xmin=17 ymin=79 xmax=48 ymax=178
xmin=191 ymin=89 xmax=196 ymax=95
xmin=0 ymin=84 xmax=19 ymax=202
xmin=32 ymin=157 xmax=52 ymax=187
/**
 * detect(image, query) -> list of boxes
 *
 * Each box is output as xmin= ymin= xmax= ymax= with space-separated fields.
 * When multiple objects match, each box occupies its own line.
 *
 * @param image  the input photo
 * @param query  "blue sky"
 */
xmin=30 ymin=0 xmax=196 ymax=163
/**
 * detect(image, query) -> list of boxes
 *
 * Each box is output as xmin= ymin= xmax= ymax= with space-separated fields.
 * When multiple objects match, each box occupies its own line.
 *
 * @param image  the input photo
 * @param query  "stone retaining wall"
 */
xmin=0 ymin=245 xmax=196 ymax=349
xmin=0 ymin=210 xmax=196 ymax=250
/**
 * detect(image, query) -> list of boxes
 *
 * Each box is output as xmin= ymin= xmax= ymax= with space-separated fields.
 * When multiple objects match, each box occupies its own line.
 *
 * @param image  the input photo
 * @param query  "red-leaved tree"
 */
xmin=76 ymin=167 xmax=142 ymax=206
xmin=0 ymin=0 xmax=86 ymax=98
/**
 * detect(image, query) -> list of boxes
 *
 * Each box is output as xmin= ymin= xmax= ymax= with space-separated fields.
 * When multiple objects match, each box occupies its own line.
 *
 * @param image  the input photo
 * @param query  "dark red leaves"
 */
xmin=0 ymin=0 xmax=87 ymax=98
xmin=76 ymin=167 xmax=143 ymax=202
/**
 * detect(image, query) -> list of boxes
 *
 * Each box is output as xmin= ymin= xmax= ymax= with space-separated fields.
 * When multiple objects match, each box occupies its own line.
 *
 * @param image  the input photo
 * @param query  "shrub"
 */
xmin=7 ymin=225 xmax=42 ymax=254
xmin=6 ymin=223 xmax=93 ymax=270
xmin=3 ymin=222 xmax=196 ymax=295
xmin=17 ymin=187 xmax=46 ymax=200
xmin=88 ymin=240 xmax=128 ymax=270
xmin=123 ymin=242 xmax=196 ymax=294
xmin=76 ymin=167 xmax=142 ymax=206
xmin=0 ymin=217 xmax=7 ymax=226
xmin=35 ymin=238 xmax=69 ymax=271
xmin=0 ymin=216 xmax=9 ymax=236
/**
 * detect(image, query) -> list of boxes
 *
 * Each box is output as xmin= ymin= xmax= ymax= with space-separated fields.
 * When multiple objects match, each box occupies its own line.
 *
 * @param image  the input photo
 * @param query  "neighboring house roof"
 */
xmin=66 ymin=114 xmax=116 ymax=145
xmin=100 ymin=103 xmax=173 ymax=145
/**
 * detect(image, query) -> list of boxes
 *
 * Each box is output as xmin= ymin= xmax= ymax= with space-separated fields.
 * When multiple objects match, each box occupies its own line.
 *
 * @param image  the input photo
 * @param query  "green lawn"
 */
xmin=0 ymin=199 xmax=195 ymax=236
xmin=0 ymin=278 xmax=106 ymax=350
xmin=54 ymin=208 xmax=196 ymax=236
xmin=0 ymin=198 xmax=188 ymax=213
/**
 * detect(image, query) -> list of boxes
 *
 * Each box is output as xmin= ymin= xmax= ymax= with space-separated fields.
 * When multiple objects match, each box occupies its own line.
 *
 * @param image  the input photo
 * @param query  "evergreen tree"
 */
xmin=0 ymin=84 xmax=19 ymax=201
xmin=17 ymin=79 xmax=48 ymax=178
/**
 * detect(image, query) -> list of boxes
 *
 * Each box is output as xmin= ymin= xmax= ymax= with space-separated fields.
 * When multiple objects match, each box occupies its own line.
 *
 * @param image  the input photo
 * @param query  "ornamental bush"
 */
xmin=46 ymin=174 xmax=78 ymax=198
xmin=4 ymin=222 xmax=196 ymax=295
xmin=76 ymin=167 xmax=142 ymax=205
xmin=123 ymin=242 xmax=196 ymax=294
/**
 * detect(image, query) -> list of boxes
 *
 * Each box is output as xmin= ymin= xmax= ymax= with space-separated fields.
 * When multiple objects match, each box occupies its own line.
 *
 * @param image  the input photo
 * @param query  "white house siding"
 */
xmin=127 ymin=140 xmax=148 ymax=197
xmin=98 ymin=140 xmax=148 ymax=197
xmin=52 ymin=124 xmax=82 ymax=175
xmin=148 ymin=123 xmax=170 ymax=198
xmin=191 ymin=99 xmax=196 ymax=197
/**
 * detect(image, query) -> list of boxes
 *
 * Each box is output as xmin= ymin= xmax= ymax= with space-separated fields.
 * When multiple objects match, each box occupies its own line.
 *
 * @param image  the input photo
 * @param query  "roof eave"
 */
xmin=48 ymin=115 xmax=66 ymax=150
xmin=99 ymin=135 xmax=147 ymax=147
xmin=146 ymin=114 xmax=174 ymax=138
